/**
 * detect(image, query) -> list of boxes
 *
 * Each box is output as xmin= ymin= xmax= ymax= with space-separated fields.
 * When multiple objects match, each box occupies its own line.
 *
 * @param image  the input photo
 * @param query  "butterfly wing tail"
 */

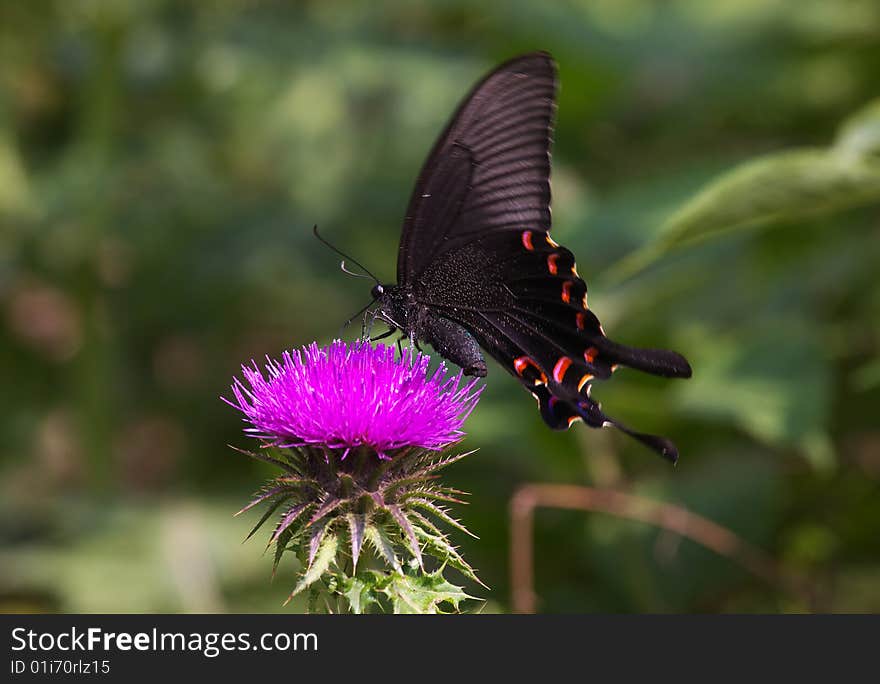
xmin=599 ymin=413 xmax=680 ymax=464
xmin=593 ymin=336 xmax=692 ymax=379
xmin=532 ymin=384 xmax=680 ymax=463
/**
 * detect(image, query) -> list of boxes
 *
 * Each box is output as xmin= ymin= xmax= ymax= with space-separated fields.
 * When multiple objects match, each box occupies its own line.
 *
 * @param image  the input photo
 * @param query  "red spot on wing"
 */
xmin=521 ymin=230 xmax=535 ymax=251
xmin=547 ymin=253 xmax=559 ymax=275
xmin=584 ymin=347 xmax=599 ymax=365
xmin=552 ymin=356 xmax=573 ymax=384
xmin=561 ymin=281 xmax=573 ymax=304
xmin=576 ymin=312 xmax=586 ymax=330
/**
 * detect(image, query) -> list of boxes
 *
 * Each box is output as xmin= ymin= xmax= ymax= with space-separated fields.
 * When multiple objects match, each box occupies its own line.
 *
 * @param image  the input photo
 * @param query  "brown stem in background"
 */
xmin=510 ymin=483 xmax=808 ymax=613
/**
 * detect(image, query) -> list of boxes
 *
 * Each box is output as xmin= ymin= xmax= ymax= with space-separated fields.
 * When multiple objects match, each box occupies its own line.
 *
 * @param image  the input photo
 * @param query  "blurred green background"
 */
xmin=2 ymin=0 xmax=880 ymax=613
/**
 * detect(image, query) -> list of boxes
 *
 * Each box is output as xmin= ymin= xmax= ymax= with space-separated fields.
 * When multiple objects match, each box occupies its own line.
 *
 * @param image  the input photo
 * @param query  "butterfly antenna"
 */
xmin=340 ymin=261 xmax=373 ymax=279
xmin=313 ymin=225 xmax=381 ymax=284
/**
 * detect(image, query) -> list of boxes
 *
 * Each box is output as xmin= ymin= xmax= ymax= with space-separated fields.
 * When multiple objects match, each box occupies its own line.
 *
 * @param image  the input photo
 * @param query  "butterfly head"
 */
xmin=368 ymin=283 xmax=410 ymax=333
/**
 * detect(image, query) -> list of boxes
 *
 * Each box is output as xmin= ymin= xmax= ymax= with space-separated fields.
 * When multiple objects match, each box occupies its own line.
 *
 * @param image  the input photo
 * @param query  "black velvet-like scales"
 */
xmin=369 ymin=52 xmax=692 ymax=462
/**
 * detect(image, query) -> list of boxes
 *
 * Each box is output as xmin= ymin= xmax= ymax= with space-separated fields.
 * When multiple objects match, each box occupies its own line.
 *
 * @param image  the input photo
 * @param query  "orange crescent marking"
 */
xmin=514 ymin=356 xmax=531 ymax=376
xmin=515 ymin=355 xmax=548 ymax=385
xmin=577 ymin=374 xmax=593 ymax=391
xmin=552 ymin=356 xmax=573 ymax=384
xmin=547 ymin=253 xmax=559 ymax=275
xmin=561 ymin=281 xmax=572 ymax=304
xmin=584 ymin=347 xmax=599 ymax=365
xmin=521 ymin=230 xmax=534 ymax=251
xmin=566 ymin=415 xmax=581 ymax=427
xmin=545 ymin=234 xmax=559 ymax=248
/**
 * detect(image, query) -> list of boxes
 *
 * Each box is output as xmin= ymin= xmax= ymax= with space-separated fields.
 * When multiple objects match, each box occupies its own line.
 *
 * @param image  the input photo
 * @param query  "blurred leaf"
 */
xmin=674 ymin=324 xmax=834 ymax=468
xmin=851 ymin=358 xmax=880 ymax=392
xmin=608 ymin=99 xmax=880 ymax=281
xmin=835 ymin=99 xmax=880 ymax=162
xmin=0 ymin=133 xmax=35 ymax=220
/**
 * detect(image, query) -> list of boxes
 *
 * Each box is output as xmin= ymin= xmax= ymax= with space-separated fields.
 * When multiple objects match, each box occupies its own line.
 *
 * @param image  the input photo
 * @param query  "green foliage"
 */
xmin=338 ymin=564 xmax=473 ymax=615
xmin=286 ymin=528 xmax=339 ymax=605
xmin=3 ymin=0 xmax=880 ymax=614
xmin=610 ymin=99 xmax=880 ymax=281
xmin=674 ymin=324 xmax=833 ymax=468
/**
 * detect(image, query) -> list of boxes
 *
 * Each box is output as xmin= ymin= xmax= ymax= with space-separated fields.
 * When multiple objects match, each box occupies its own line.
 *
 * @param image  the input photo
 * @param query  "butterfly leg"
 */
xmin=364 ymin=310 xmax=377 ymax=339
xmin=370 ymin=328 xmax=396 ymax=342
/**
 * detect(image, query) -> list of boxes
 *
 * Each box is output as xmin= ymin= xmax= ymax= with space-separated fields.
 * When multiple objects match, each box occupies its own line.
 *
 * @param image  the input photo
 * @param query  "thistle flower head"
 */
xmin=226 ymin=340 xmax=485 ymax=613
xmin=228 ymin=339 xmax=482 ymax=457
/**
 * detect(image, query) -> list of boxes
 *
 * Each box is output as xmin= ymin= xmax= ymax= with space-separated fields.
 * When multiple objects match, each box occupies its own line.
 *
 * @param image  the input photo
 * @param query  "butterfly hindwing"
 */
xmin=440 ymin=304 xmax=683 ymax=463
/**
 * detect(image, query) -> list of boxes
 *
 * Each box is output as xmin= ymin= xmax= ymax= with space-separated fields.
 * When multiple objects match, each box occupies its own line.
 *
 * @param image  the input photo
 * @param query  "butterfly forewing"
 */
xmin=398 ymin=53 xmax=556 ymax=284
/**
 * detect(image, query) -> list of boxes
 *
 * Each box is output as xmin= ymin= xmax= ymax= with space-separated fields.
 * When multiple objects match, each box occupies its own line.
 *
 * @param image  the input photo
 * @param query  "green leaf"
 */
xmin=381 ymin=569 xmax=474 ymax=614
xmin=668 ymin=149 xmax=880 ymax=240
xmin=339 ymin=574 xmax=381 ymax=615
xmin=835 ymin=98 xmax=880 ymax=161
xmin=284 ymin=531 xmax=339 ymax=605
xmin=605 ymin=99 xmax=880 ymax=282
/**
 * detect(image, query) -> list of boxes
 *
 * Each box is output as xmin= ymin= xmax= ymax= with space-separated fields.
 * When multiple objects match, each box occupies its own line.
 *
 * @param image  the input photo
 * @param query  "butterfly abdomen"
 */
xmin=414 ymin=308 xmax=488 ymax=377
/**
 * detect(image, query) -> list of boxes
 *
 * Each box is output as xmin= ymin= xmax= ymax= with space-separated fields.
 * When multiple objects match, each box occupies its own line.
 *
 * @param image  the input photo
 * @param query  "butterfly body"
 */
xmin=367 ymin=52 xmax=692 ymax=462
xmin=373 ymin=284 xmax=488 ymax=377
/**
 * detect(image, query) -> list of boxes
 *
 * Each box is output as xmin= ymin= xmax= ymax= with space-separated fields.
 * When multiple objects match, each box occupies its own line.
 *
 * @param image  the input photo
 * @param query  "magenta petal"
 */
xmin=227 ymin=340 xmax=483 ymax=455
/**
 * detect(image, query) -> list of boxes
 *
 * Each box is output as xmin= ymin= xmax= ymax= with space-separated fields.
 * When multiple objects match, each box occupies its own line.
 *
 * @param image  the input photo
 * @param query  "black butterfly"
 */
xmin=366 ymin=51 xmax=692 ymax=462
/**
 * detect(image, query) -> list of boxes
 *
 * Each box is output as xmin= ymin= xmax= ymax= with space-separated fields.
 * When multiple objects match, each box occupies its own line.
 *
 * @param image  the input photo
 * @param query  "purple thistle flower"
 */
xmin=227 ymin=340 xmax=483 ymax=458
